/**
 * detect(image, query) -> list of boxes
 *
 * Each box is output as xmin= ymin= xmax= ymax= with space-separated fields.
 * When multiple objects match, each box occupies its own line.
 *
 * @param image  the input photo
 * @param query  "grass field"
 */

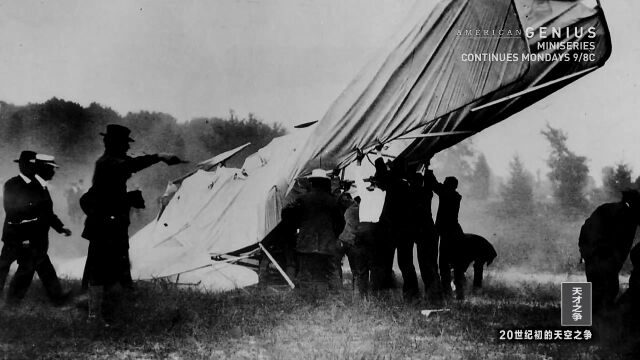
xmin=0 ymin=272 xmax=637 ymax=360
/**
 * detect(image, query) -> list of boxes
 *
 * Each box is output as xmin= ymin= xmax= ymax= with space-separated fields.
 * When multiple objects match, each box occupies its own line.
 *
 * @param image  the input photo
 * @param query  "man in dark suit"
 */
xmin=427 ymin=173 xmax=466 ymax=300
xmin=0 ymin=151 xmax=38 ymax=297
xmin=5 ymin=153 xmax=72 ymax=305
xmin=82 ymin=124 xmax=181 ymax=322
xmin=379 ymin=160 xmax=422 ymax=302
xmin=411 ymin=169 xmax=443 ymax=305
xmin=579 ymin=189 xmax=640 ymax=314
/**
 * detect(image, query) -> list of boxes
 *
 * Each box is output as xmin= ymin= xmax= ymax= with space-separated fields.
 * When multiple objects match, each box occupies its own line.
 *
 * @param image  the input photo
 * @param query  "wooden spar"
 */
xmin=259 ymin=242 xmax=295 ymax=289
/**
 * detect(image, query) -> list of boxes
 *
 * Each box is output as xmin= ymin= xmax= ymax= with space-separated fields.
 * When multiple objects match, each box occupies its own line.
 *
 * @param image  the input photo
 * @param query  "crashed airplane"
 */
xmin=58 ymin=0 xmax=611 ymax=291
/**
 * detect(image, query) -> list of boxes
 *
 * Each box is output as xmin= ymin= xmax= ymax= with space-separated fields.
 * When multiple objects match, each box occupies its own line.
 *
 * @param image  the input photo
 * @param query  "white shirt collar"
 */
xmin=19 ymin=173 xmax=32 ymax=184
xmin=34 ymin=174 xmax=48 ymax=188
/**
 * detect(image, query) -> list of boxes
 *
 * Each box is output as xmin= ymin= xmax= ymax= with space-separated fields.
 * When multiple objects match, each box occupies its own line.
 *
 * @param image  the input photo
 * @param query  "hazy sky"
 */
xmin=0 ymin=0 xmax=638 ymax=181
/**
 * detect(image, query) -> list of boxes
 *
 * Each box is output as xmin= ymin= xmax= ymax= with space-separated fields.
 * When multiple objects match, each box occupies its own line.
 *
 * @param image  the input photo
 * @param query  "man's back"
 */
xmin=461 ymin=233 xmax=497 ymax=266
xmin=292 ymin=190 xmax=343 ymax=255
xmin=435 ymin=188 xmax=462 ymax=231
xmin=579 ymin=202 xmax=637 ymax=265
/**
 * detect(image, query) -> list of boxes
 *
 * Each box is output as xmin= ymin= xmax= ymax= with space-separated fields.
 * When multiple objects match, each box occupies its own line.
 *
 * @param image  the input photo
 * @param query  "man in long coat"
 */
xmin=5 ymin=153 xmax=72 ymax=304
xmin=82 ymin=124 xmax=180 ymax=322
xmin=283 ymin=169 xmax=344 ymax=292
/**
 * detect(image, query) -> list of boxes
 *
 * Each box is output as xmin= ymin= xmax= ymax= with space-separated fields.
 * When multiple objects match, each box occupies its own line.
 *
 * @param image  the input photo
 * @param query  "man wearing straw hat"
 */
xmin=282 ymin=169 xmax=344 ymax=292
xmin=1 ymin=151 xmax=38 ymax=298
xmin=5 ymin=153 xmax=72 ymax=305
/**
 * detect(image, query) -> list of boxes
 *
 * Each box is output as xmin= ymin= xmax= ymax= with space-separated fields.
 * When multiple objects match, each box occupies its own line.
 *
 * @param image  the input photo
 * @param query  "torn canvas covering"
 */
xmin=295 ymin=0 xmax=530 ymax=172
xmin=124 ymin=128 xmax=314 ymax=283
xmin=397 ymin=0 xmax=612 ymax=161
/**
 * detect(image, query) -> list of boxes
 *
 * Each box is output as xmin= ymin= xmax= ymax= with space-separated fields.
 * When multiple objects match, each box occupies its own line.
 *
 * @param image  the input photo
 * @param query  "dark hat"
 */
xmin=13 ymin=150 xmax=37 ymax=164
xmin=100 ymin=124 xmax=134 ymax=142
xmin=35 ymin=153 xmax=59 ymax=168
xmin=622 ymin=189 xmax=640 ymax=207
xmin=443 ymin=176 xmax=458 ymax=189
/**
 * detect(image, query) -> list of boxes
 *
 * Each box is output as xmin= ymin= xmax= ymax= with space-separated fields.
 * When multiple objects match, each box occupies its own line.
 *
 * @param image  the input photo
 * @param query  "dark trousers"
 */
xmin=439 ymin=256 xmax=466 ymax=300
xmin=395 ymin=229 xmax=419 ymax=301
xmin=348 ymin=222 xmax=377 ymax=296
xmin=297 ymin=253 xmax=340 ymax=292
xmin=618 ymin=268 xmax=640 ymax=331
xmin=336 ymin=241 xmax=356 ymax=287
xmin=370 ymin=223 xmax=394 ymax=291
xmin=416 ymin=226 xmax=442 ymax=302
xmin=439 ymin=224 xmax=465 ymax=299
xmin=84 ymin=237 xmax=134 ymax=322
xmin=84 ymin=238 xmax=132 ymax=288
xmin=371 ymin=223 xmax=397 ymax=291
xmin=585 ymin=255 xmax=621 ymax=314
xmin=0 ymin=243 xmax=20 ymax=295
xmin=7 ymin=243 xmax=63 ymax=303
xmin=472 ymin=261 xmax=485 ymax=289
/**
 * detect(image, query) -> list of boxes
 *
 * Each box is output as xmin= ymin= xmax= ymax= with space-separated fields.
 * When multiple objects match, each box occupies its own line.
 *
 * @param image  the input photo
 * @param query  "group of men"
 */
xmin=0 ymin=151 xmax=72 ymax=305
xmin=283 ymin=148 xmax=497 ymax=304
xmin=7 ymin=122 xmax=640 ymax=327
xmin=0 ymin=124 xmax=181 ymax=324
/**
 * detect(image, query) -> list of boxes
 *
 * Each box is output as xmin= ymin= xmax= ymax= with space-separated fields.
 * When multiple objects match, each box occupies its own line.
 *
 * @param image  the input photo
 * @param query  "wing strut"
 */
xmin=259 ymin=243 xmax=295 ymax=289
xmin=470 ymin=66 xmax=599 ymax=113
xmin=397 ymin=130 xmax=474 ymax=140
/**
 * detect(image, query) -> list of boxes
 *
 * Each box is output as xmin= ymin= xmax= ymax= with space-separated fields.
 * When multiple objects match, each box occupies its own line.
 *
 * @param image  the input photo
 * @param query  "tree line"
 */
xmin=1 ymin=98 xmax=632 ymax=227
xmin=433 ymin=123 xmax=639 ymax=218
xmin=0 ymin=98 xmax=287 ymax=229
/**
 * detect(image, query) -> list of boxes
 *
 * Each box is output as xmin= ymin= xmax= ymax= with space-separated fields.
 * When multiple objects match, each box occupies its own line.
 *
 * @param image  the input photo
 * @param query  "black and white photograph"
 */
xmin=0 ymin=0 xmax=639 ymax=358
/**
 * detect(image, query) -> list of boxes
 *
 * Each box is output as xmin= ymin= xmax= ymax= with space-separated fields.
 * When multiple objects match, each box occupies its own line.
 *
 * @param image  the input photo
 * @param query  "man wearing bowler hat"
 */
xmin=5 ymin=153 xmax=73 ymax=305
xmin=82 ymin=124 xmax=181 ymax=322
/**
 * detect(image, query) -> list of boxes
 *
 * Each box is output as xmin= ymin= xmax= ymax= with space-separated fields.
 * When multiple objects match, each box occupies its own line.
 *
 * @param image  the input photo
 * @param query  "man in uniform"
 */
xmin=82 ymin=124 xmax=181 ymax=322
xmin=579 ymin=189 xmax=640 ymax=314
xmin=0 ymin=151 xmax=38 ymax=297
xmin=6 ymin=153 xmax=72 ymax=305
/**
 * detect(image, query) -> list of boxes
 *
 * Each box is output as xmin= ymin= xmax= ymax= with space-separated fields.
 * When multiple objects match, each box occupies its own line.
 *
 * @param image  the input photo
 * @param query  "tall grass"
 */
xmin=0 ymin=275 xmax=635 ymax=360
